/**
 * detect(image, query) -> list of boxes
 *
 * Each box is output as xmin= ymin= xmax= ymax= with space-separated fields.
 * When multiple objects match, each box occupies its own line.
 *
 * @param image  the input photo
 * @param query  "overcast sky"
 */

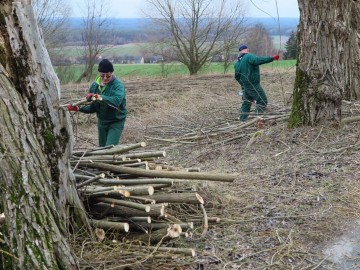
xmin=71 ymin=0 xmax=299 ymax=18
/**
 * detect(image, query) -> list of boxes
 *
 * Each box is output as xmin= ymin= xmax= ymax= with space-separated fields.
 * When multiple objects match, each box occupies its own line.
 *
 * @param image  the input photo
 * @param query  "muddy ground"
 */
xmin=62 ymin=67 xmax=360 ymax=269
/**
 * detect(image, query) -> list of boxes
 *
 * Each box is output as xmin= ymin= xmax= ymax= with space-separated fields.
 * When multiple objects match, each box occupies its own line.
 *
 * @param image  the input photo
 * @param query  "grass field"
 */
xmin=56 ymin=60 xmax=297 ymax=84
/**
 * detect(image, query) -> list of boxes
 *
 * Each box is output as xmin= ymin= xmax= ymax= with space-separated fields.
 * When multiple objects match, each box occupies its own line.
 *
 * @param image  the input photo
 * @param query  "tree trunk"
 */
xmin=289 ymin=0 xmax=356 ymax=126
xmin=0 ymin=1 xmax=87 ymax=269
xmin=343 ymin=2 xmax=360 ymax=100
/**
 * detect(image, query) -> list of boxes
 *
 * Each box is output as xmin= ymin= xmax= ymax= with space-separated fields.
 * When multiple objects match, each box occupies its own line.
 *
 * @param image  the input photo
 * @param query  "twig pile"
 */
xmin=72 ymin=142 xmax=237 ymax=257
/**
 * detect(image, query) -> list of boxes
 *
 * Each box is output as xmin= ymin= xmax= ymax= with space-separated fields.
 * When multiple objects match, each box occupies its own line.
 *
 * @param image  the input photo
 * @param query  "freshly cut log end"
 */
xmin=95 ymin=228 xmax=105 ymax=241
xmin=167 ymin=223 xmax=182 ymax=238
xmin=0 ymin=213 xmax=5 ymax=224
xmin=140 ymin=142 xmax=146 ymax=147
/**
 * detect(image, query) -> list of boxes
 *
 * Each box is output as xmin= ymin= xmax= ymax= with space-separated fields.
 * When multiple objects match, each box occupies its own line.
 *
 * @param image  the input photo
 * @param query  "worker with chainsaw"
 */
xmin=234 ymin=44 xmax=279 ymax=121
xmin=67 ymin=59 xmax=127 ymax=147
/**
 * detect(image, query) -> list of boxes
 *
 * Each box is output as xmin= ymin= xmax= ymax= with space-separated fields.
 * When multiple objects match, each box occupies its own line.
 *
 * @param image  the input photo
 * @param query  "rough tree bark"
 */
xmin=289 ymin=0 xmax=360 ymax=126
xmin=0 ymin=1 xmax=88 ymax=269
xmin=343 ymin=1 xmax=360 ymax=100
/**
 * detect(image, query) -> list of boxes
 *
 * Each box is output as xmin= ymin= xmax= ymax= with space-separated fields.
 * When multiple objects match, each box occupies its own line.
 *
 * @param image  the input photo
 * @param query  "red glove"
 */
xmin=273 ymin=54 xmax=279 ymax=60
xmin=86 ymin=93 xmax=93 ymax=101
xmin=67 ymin=104 xmax=78 ymax=112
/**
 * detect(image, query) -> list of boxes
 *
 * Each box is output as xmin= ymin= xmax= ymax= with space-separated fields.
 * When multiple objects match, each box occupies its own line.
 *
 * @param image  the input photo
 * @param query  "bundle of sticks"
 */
xmin=73 ymin=142 xmax=237 ymax=251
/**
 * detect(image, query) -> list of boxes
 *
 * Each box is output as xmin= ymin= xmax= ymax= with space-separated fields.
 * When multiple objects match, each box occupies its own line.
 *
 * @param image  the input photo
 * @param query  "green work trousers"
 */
xmin=98 ymin=119 xmax=125 ymax=147
xmin=240 ymin=85 xmax=268 ymax=121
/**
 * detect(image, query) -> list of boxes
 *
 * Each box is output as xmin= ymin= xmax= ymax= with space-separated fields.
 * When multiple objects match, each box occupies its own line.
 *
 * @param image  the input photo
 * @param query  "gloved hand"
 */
xmin=86 ymin=93 xmax=101 ymax=101
xmin=86 ymin=93 xmax=94 ymax=101
xmin=67 ymin=104 xmax=78 ymax=112
xmin=273 ymin=54 xmax=280 ymax=60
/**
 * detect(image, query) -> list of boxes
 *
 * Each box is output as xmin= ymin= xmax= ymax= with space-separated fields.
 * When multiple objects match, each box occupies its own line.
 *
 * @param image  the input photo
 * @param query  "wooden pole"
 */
xmin=90 ymin=202 xmax=165 ymax=218
xmin=97 ymin=178 xmax=174 ymax=186
xmin=86 ymin=162 xmax=237 ymax=182
xmin=94 ymin=197 xmax=151 ymax=212
xmin=89 ymin=219 xmax=129 ymax=232
xmin=76 ymin=173 xmax=105 ymax=188
xmin=140 ymin=246 xmax=196 ymax=257
xmin=84 ymin=142 xmax=147 ymax=156
xmin=142 ymin=192 xmax=204 ymax=204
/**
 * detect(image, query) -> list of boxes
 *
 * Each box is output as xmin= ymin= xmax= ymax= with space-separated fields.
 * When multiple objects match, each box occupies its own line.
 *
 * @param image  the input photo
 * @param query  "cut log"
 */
xmin=76 ymin=173 xmax=105 ymax=188
xmin=126 ymin=196 xmax=156 ymax=204
xmin=133 ymin=222 xmax=193 ymax=230
xmin=125 ymin=224 xmax=182 ymax=244
xmin=94 ymin=197 xmax=150 ymax=212
xmin=200 ymin=204 xmax=208 ymax=236
xmin=165 ymin=213 xmax=182 ymax=223
xmin=143 ymin=192 xmax=204 ymax=204
xmin=140 ymin=246 xmax=196 ymax=257
xmin=86 ymin=162 xmax=237 ymax=182
xmin=121 ymin=150 xmax=166 ymax=160
xmin=76 ymin=150 xmax=166 ymax=162
xmin=187 ymin=217 xmax=221 ymax=224
xmin=71 ymin=159 xmax=142 ymax=166
xmin=128 ymin=216 xmax=151 ymax=224
xmin=341 ymin=116 xmax=360 ymax=125
xmin=98 ymin=178 xmax=174 ymax=186
xmin=78 ymin=142 xmax=147 ymax=156
xmin=89 ymin=219 xmax=129 ymax=232
xmin=122 ymin=185 xmax=155 ymax=196
xmin=83 ymin=190 xmax=131 ymax=199
xmin=90 ymin=202 xmax=165 ymax=218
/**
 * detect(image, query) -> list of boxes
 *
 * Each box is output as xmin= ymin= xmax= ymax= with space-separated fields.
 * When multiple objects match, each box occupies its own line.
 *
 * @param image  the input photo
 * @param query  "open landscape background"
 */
xmin=53 ymin=17 xmax=299 ymax=83
xmin=61 ymin=60 xmax=360 ymax=269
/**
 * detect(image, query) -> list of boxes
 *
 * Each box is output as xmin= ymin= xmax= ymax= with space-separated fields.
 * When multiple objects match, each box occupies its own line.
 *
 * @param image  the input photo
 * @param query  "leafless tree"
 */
xmin=32 ymin=0 xmax=71 ymax=47
xmin=76 ymin=0 xmax=112 ymax=83
xmin=142 ymin=34 xmax=178 ymax=77
xmin=144 ymin=0 xmax=247 ymax=75
xmin=221 ymin=22 xmax=247 ymax=74
xmin=289 ymin=0 xmax=360 ymax=127
xmin=244 ymin=23 xmax=275 ymax=56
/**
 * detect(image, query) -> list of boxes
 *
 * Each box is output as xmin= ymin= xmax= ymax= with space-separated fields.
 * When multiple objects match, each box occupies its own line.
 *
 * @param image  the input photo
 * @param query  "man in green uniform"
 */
xmin=67 ymin=59 xmax=127 ymax=146
xmin=234 ymin=45 xmax=279 ymax=121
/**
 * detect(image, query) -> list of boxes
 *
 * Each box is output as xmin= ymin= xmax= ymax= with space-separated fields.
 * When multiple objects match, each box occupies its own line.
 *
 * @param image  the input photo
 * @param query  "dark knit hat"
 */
xmin=238 ymin=44 xmax=248 ymax=51
xmin=98 ymin=59 xmax=114 ymax=73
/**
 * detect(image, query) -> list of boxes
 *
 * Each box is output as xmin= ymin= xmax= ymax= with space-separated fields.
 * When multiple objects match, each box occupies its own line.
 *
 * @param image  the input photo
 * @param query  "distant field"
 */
xmin=56 ymin=60 xmax=297 ymax=84
xmin=52 ymin=43 xmax=148 ymax=58
xmin=54 ymin=35 xmax=289 ymax=59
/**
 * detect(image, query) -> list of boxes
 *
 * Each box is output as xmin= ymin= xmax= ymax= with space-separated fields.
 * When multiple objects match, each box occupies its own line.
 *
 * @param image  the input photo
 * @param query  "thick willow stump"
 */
xmin=0 ymin=1 xmax=88 ymax=269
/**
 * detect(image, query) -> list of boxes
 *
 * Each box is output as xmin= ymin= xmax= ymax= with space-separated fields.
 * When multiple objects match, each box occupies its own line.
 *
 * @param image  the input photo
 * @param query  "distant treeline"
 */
xmin=59 ymin=17 xmax=298 ymax=46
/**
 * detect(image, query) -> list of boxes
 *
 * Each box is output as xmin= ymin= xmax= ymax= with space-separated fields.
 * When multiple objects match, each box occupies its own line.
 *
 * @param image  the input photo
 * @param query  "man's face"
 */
xmin=99 ymin=72 xmax=113 ymax=84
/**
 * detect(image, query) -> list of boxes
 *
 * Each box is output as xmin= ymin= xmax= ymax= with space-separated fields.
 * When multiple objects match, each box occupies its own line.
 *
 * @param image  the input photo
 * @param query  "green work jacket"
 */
xmin=234 ymin=53 xmax=273 ymax=89
xmin=79 ymin=76 xmax=127 ymax=124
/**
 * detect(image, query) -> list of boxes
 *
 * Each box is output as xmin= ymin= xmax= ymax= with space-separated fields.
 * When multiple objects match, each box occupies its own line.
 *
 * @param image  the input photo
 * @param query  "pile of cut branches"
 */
xmin=72 ymin=142 xmax=237 ymax=267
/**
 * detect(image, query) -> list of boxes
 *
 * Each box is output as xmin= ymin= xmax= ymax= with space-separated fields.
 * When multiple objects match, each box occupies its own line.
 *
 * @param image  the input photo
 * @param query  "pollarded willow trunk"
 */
xmin=343 ymin=1 xmax=360 ymax=100
xmin=289 ymin=0 xmax=357 ymax=126
xmin=0 ymin=1 xmax=88 ymax=269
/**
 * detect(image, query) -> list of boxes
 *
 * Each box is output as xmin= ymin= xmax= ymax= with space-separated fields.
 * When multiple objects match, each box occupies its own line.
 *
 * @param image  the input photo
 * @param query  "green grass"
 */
xmin=55 ymin=60 xmax=297 ymax=84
